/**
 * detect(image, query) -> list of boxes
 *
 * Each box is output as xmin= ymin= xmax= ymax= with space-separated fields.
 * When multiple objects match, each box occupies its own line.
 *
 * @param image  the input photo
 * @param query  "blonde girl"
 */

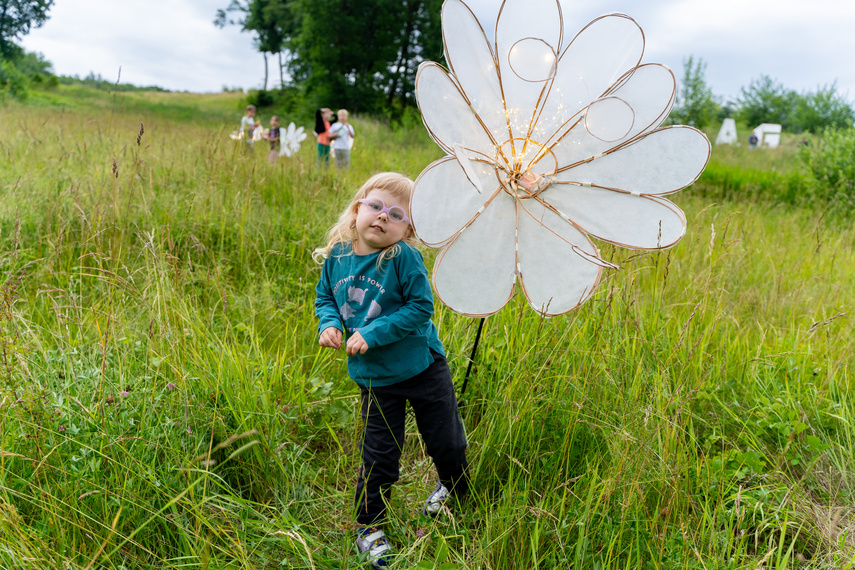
xmin=313 ymin=172 xmax=469 ymax=568
xmin=313 ymin=172 xmax=419 ymax=267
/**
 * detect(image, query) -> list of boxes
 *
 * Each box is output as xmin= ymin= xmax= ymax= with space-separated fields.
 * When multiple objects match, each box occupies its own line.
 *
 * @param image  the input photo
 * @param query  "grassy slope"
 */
xmin=0 ymin=87 xmax=853 ymax=569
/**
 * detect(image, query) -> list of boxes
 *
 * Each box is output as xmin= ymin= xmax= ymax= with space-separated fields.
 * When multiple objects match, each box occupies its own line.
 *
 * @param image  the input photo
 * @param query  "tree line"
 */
xmin=671 ymin=56 xmax=854 ymax=133
xmin=214 ymin=0 xmax=443 ymax=117
xmin=0 ymin=0 xmax=54 ymax=98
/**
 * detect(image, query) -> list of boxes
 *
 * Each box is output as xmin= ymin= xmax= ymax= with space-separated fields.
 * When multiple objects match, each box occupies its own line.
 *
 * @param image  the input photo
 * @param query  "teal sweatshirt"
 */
xmin=315 ymin=242 xmax=445 ymax=387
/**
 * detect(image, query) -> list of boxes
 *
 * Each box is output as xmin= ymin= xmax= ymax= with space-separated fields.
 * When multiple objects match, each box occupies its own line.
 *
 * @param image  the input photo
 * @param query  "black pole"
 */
xmin=460 ymin=317 xmax=486 ymax=397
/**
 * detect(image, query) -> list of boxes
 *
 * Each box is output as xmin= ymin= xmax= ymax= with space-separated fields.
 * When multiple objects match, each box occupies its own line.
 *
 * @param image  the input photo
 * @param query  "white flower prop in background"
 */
xmin=412 ymin=0 xmax=711 ymax=317
xmin=279 ymin=122 xmax=307 ymax=157
xmin=252 ymin=127 xmax=268 ymax=143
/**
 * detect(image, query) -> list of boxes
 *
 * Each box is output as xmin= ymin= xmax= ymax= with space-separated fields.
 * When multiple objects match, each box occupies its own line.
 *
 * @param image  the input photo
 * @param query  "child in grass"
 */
xmin=264 ymin=115 xmax=281 ymax=163
xmin=313 ymin=172 xmax=468 ymax=568
xmin=328 ymin=109 xmax=355 ymax=169
xmin=240 ymin=105 xmax=256 ymax=151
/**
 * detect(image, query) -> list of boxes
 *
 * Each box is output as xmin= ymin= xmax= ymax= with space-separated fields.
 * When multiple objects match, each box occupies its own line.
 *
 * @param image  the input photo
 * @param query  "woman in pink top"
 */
xmin=315 ymin=107 xmax=335 ymax=165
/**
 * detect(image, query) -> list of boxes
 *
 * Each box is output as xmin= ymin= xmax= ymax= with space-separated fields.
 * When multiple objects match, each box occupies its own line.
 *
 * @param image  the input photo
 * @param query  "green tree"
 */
xmin=218 ymin=0 xmax=443 ymax=115
xmin=670 ymin=55 xmax=719 ymax=129
xmin=290 ymin=0 xmax=443 ymax=114
xmin=215 ymin=0 xmax=293 ymax=90
xmin=0 ymin=0 xmax=54 ymax=58
xmin=736 ymin=75 xmax=797 ymax=128
xmin=790 ymin=82 xmax=854 ymax=133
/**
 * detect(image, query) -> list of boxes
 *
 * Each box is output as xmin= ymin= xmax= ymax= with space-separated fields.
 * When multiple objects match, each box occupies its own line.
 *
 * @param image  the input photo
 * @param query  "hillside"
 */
xmin=1 ymin=87 xmax=853 ymax=569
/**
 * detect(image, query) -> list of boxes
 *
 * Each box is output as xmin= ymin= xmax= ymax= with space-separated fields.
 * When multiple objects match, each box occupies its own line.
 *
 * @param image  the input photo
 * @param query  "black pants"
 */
xmin=355 ymin=350 xmax=468 ymax=525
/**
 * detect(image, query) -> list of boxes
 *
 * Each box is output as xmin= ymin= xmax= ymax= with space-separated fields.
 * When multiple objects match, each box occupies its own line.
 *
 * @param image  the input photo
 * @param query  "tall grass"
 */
xmin=696 ymin=130 xmax=855 ymax=211
xmin=1 ymin=89 xmax=853 ymax=569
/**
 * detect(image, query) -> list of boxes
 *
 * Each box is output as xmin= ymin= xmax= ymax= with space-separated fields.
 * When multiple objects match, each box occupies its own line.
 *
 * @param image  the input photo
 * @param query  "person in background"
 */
xmin=315 ymin=107 xmax=336 ymax=166
xmin=264 ymin=115 xmax=282 ymax=163
xmin=329 ymin=109 xmax=356 ymax=169
xmin=240 ymin=105 xmax=257 ymax=152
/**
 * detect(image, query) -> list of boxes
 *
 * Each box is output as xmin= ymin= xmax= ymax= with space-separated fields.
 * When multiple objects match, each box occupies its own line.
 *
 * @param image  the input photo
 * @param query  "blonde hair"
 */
xmin=313 ymin=172 xmax=418 ymax=266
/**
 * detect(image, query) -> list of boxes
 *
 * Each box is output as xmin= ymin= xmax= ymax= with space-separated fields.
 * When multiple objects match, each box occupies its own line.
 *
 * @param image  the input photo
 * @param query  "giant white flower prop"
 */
xmin=279 ymin=122 xmax=307 ymax=157
xmin=412 ymin=0 xmax=711 ymax=317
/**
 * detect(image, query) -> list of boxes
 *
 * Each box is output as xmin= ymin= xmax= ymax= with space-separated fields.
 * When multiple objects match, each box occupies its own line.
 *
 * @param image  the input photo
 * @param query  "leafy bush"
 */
xmin=799 ymin=127 xmax=855 ymax=204
xmin=790 ymin=83 xmax=855 ymax=133
xmin=0 ymin=59 xmax=29 ymax=99
xmin=246 ymin=87 xmax=275 ymax=108
xmin=0 ymin=46 xmax=56 ymax=99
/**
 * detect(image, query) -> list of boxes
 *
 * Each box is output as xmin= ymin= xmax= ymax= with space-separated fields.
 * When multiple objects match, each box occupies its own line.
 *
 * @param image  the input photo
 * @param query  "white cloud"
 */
xmin=20 ymin=0 xmax=855 ymax=100
xmin=22 ymin=0 xmax=266 ymax=91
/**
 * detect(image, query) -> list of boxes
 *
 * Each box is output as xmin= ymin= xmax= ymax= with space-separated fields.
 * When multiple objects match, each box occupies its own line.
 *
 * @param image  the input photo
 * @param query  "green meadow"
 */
xmin=1 ymin=87 xmax=853 ymax=569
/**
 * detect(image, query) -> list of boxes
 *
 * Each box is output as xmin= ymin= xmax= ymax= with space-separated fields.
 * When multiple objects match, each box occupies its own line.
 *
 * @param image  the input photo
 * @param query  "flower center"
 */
xmin=510 ymin=170 xmax=551 ymax=199
xmin=495 ymin=138 xmax=558 ymax=200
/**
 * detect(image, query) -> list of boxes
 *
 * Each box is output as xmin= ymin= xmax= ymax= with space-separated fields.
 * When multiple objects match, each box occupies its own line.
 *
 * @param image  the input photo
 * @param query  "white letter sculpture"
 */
xmin=412 ymin=0 xmax=711 ymax=317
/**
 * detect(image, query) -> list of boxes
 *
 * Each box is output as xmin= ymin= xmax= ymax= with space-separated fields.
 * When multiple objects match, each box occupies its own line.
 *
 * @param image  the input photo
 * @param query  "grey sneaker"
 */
xmin=422 ymin=482 xmax=450 ymax=517
xmin=356 ymin=526 xmax=393 ymax=567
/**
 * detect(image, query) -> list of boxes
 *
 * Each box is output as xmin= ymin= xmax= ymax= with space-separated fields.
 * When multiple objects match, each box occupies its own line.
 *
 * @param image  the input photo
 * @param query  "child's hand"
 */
xmin=319 ymin=327 xmax=342 ymax=349
xmin=346 ymin=331 xmax=369 ymax=355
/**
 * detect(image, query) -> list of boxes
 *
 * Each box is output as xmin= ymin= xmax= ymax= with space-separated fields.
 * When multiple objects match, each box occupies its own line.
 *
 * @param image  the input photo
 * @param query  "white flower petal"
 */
xmin=416 ymin=62 xmax=497 ymax=155
xmin=534 ymin=14 xmax=644 ymax=144
xmin=584 ymin=96 xmax=635 ymax=142
xmin=442 ymin=0 xmax=508 ymax=144
xmin=555 ymin=126 xmax=710 ymax=195
xmin=606 ymin=63 xmax=676 ymax=132
xmin=517 ymin=199 xmax=602 ymax=315
xmin=432 ymin=191 xmax=517 ymax=317
xmin=495 ymin=0 xmax=563 ymax=142
xmin=541 ymin=185 xmax=686 ymax=248
xmin=560 ymin=14 xmax=645 ymax=98
xmin=412 ymin=156 xmax=499 ymax=246
xmin=551 ymin=63 xmax=676 ymax=167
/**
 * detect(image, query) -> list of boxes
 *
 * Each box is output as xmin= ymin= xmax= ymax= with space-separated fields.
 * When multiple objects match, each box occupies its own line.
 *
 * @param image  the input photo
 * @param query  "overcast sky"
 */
xmin=21 ymin=0 xmax=855 ymax=103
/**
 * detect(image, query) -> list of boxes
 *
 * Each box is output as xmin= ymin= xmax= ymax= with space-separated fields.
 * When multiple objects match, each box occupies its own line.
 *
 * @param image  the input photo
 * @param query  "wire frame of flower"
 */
xmin=411 ymin=0 xmax=710 ymax=318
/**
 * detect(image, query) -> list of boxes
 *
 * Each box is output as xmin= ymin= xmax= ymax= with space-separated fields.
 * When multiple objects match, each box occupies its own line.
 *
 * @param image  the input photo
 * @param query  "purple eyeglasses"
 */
xmin=358 ymin=198 xmax=411 ymax=224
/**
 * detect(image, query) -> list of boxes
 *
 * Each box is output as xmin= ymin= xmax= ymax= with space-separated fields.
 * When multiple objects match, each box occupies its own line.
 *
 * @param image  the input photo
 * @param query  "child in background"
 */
xmin=240 ymin=105 xmax=257 ymax=151
xmin=265 ymin=115 xmax=281 ymax=163
xmin=328 ymin=109 xmax=355 ymax=169
xmin=313 ymin=173 xmax=468 ymax=568
xmin=314 ymin=107 xmax=335 ymax=166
